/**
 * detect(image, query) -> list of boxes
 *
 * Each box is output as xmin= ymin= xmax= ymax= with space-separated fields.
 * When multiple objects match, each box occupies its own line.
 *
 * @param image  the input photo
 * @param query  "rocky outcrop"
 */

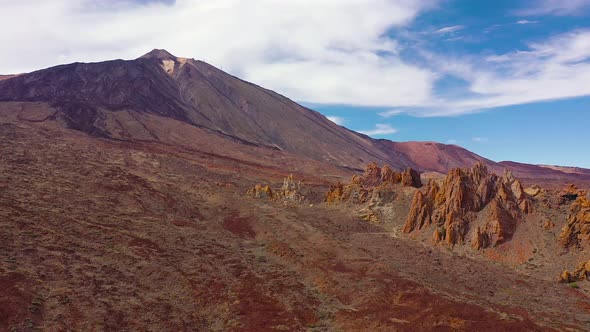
xmin=247 ymin=185 xmax=274 ymax=200
xmin=560 ymin=260 xmax=590 ymax=283
xmin=532 ymin=184 xmax=589 ymax=210
xmin=524 ymin=185 xmax=541 ymax=197
xmin=559 ymin=195 xmax=590 ymax=249
xmin=325 ymin=162 xmax=421 ymax=204
xmin=324 ymin=163 xmax=421 ymax=224
xmin=403 ymin=162 xmax=532 ymax=249
xmin=405 ymin=190 xmax=433 ymax=232
xmin=543 ymin=219 xmax=555 ymax=230
xmin=247 ymin=175 xmax=306 ymax=204
xmin=558 ymin=184 xmax=587 ymax=205
xmin=280 ymin=175 xmax=306 ymax=204
xmin=401 ymin=168 xmax=422 ymax=188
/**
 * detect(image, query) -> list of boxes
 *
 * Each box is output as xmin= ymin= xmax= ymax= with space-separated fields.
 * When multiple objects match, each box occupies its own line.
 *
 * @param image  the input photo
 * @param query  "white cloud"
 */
xmin=516 ymin=20 xmax=538 ymax=24
xmin=391 ymin=29 xmax=590 ymax=116
xmin=455 ymin=30 xmax=590 ymax=108
xmin=517 ymin=0 xmax=590 ymax=15
xmin=0 ymin=0 xmax=437 ymax=108
xmin=326 ymin=116 xmax=346 ymax=125
xmin=443 ymin=36 xmax=465 ymax=42
xmin=446 ymin=139 xmax=460 ymax=145
xmin=246 ymin=55 xmax=434 ymax=106
xmin=434 ymin=25 xmax=465 ymax=34
xmin=472 ymin=137 xmax=489 ymax=142
xmin=1 ymin=0 xmax=590 ymax=118
xmin=359 ymin=124 xmax=398 ymax=136
xmin=378 ymin=109 xmax=404 ymax=118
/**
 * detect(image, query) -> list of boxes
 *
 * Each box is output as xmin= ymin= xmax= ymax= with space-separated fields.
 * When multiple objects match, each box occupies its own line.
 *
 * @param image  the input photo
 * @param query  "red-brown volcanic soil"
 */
xmin=2 ymin=104 xmax=590 ymax=331
xmin=2 ymin=50 xmax=590 ymax=331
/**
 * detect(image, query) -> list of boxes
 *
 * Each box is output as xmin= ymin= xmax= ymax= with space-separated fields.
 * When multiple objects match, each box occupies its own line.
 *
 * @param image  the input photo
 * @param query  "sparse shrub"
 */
xmin=257 ymin=256 xmax=267 ymax=263
xmin=318 ymin=310 xmax=331 ymax=320
xmin=28 ymin=296 xmax=45 ymax=313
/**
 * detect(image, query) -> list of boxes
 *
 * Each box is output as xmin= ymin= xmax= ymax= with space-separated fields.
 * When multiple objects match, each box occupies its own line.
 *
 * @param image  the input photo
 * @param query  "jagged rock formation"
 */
xmin=560 ymin=260 xmax=590 ymax=283
xmin=403 ymin=162 xmax=532 ymax=249
xmin=559 ymin=195 xmax=590 ymax=249
xmin=324 ymin=163 xmax=421 ymax=224
xmin=247 ymin=175 xmax=307 ymax=204
xmin=325 ymin=162 xmax=421 ymax=204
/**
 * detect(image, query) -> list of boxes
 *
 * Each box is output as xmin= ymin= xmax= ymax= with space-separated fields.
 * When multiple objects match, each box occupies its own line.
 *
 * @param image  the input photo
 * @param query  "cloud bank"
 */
xmin=0 ymin=0 xmax=437 ymax=108
xmin=425 ymin=29 xmax=590 ymax=115
xmin=1 ymin=0 xmax=590 ymax=117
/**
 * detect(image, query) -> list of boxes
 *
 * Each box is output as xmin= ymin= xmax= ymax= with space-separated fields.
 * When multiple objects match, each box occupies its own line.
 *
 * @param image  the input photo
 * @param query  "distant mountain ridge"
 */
xmin=0 ymin=49 xmax=414 ymax=170
xmin=0 ymin=49 xmax=588 ymax=186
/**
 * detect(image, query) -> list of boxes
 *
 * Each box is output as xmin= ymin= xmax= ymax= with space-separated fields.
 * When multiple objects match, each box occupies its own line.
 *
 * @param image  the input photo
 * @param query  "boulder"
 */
xmin=559 ymin=260 xmax=590 ymax=283
xmin=559 ymin=270 xmax=573 ymax=283
xmin=543 ymin=219 xmax=555 ymax=230
xmin=524 ymin=185 xmax=541 ymax=197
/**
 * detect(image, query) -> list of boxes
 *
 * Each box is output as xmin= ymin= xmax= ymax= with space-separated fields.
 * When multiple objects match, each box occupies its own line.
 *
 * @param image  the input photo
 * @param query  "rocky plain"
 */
xmin=1 ymin=50 xmax=590 ymax=331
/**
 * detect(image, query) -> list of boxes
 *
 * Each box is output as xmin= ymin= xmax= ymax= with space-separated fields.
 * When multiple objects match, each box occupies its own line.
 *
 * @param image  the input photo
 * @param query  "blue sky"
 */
xmin=311 ymin=99 xmax=590 ymax=167
xmin=0 ymin=0 xmax=589 ymax=167
xmin=309 ymin=0 xmax=590 ymax=167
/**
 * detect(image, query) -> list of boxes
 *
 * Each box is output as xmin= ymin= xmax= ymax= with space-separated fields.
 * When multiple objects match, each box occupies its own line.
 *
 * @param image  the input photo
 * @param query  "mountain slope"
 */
xmin=3 ymin=50 xmax=590 ymax=330
xmin=0 ymin=49 xmax=413 ymax=170
xmin=1 ymin=49 xmax=589 ymax=185
xmin=377 ymin=140 xmax=494 ymax=174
